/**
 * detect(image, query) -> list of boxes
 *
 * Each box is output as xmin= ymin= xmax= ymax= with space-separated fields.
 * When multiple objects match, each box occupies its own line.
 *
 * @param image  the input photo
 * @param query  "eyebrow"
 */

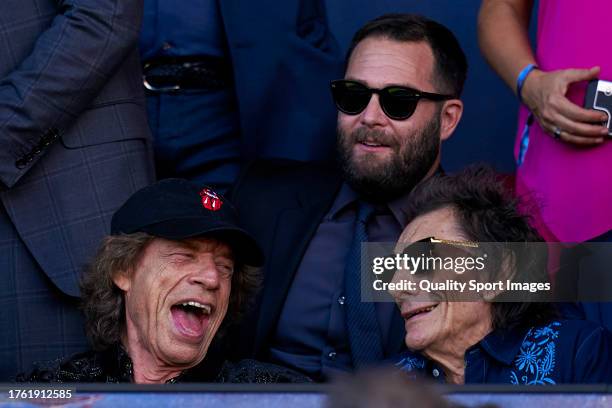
xmin=343 ymin=76 xmax=423 ymax=91
xmin=166 ymin=240 xmax=199 ymax=252
xmin=165 ymin=239 xmax=235 ymax=260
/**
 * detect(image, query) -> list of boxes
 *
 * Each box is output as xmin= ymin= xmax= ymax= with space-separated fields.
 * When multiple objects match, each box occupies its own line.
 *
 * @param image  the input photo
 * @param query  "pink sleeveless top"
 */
xmin=515 ymin=0 xmax=612 ymax=242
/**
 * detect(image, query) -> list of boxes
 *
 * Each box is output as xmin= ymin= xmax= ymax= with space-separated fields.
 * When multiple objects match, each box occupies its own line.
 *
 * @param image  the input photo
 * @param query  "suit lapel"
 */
xmin=253 ymin=175 xmax=341 ymax=355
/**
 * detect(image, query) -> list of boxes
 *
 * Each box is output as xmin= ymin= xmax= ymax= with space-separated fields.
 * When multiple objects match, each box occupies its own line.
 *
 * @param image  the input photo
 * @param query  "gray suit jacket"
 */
xmin=0 ymin=0 xmax=154 ymax=296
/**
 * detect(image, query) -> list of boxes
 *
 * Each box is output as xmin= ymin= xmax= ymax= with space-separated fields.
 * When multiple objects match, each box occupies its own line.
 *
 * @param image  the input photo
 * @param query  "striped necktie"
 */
xmin=344 ymin=201 xmax=384 ymax=368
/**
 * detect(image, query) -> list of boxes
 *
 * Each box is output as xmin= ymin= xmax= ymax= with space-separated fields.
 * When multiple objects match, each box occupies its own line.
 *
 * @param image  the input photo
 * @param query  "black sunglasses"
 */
xmin=330 ymin=79 xmax=455 ymax=120
xmin=400 ymin=237 xmax=479 ymax=271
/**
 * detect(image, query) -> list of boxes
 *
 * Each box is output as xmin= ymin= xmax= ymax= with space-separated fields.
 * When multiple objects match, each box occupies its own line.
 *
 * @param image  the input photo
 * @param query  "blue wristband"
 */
xmin=516 ymin=63 xmax=538 ymax=104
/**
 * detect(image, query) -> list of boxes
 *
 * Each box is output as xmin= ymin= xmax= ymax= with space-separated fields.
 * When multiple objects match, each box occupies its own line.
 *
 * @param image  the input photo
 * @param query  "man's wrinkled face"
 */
xmin=391 ymin=207 xmax=492 ymax=354
xmin=337 ymin=37 xmax=442 ymax=202
xmin=114 ymin=237 xmax=233 ymax=370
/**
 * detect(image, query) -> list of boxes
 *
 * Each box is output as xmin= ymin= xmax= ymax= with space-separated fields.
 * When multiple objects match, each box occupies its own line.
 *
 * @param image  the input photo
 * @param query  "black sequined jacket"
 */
xmin=16 ymin=344 xmax=311 ymax=383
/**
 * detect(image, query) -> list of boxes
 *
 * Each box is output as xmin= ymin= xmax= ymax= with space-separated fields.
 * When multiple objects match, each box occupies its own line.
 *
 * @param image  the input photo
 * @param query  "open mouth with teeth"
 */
xmin=403 ymin=304 xmax=438 ymax=321
xmin=170 ymin=300 xmax=212 ymax=340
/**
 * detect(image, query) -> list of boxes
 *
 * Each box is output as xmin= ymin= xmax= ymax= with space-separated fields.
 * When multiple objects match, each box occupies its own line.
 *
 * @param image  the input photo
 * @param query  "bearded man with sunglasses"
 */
xmin=228 ymin=13 xmax=467 ymax=382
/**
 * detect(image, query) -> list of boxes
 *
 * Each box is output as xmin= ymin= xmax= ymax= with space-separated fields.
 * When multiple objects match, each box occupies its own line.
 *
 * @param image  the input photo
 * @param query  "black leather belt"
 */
xmin=142 ymin=56 xmax=233 ymax=92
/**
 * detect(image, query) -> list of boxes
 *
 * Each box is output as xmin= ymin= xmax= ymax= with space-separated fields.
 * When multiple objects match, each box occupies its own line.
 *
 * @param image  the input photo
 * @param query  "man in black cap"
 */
xmin=17 ymin=179 xmax=307 ymax=383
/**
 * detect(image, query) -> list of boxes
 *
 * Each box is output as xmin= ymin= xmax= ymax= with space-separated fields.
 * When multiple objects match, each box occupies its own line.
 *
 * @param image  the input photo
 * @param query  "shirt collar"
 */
xmin=108 ymin=343 xmax=189 ymax=383
xmin=476 ymin=326 xmax=530 ymax=366
xmin=326 ymin=182 xmax=411 ymax=227
xmin=327 ymin=166 xmax=444 ymax=224
xmin=326 ymin=182 xmax=358 ymax=220
xmin=395 ymin=326 xmax=531 ymax=379
xmin=387 ymin=191 xmax=411 ymax=227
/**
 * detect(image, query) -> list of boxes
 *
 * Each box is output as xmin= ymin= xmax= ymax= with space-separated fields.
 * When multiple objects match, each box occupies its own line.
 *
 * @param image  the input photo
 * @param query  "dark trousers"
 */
xmin=0 ymin=203 xmax=88 ymax=380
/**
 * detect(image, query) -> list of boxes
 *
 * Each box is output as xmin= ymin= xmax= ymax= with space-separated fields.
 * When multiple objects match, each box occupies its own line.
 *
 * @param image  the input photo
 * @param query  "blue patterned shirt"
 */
xmin=393 ymin=320 xmax=612 ymax=384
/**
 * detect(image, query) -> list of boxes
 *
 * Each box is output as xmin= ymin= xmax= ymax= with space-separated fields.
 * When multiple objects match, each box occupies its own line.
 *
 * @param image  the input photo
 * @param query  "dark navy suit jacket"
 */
xmin=220 ymin=0 xmax=343 ymax=162
xmin=228 ymin=160 xmax=405 ymax=365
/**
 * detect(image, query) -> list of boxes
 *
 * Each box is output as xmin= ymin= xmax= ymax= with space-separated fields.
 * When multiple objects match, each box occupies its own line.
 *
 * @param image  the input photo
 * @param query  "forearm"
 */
xmin=478 ymin=0 xmax=536 ymax=93
xmin=0 ymin=0 xmax=143 ymax=188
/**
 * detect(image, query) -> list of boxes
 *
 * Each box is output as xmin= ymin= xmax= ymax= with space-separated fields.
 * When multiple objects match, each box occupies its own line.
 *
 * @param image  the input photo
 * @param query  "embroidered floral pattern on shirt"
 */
xmin=510 ymin=321 xmax=561 ymax=385
xmin=395 ymin=355 xmax=425 ymax=372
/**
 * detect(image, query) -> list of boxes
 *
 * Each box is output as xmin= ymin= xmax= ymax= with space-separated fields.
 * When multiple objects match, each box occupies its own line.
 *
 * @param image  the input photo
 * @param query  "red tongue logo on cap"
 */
xmin=199 ymin=188 xmax=223 ymax=211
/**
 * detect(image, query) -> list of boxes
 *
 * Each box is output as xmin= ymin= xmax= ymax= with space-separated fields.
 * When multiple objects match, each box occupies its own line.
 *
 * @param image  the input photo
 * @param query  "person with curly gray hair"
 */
xmin=389 ymin=166 xmax=612 ymax=384
xmin=18 ymin=179 xmax=309 ymax=383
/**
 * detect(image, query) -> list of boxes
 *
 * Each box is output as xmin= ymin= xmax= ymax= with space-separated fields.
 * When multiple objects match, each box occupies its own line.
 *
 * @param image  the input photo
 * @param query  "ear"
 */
xmin=439 ymin=99 xmax=463 ymax=141
xmin=481 ymin=289 xmax=500 ymax=302
xmin=482 ymin=249 xmax=516 ymax=301
xmin=112 ymin=270 xmax=131 ymax=292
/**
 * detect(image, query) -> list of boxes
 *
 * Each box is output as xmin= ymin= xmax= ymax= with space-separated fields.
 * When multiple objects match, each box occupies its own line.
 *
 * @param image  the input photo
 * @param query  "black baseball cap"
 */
xmin=111 ymin=179 xmax=264 ymax=266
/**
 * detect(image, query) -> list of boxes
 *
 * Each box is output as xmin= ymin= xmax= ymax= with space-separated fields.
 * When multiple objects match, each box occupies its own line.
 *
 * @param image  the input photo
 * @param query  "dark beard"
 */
xmin=337 ymin=114 xmax=440 ymax=203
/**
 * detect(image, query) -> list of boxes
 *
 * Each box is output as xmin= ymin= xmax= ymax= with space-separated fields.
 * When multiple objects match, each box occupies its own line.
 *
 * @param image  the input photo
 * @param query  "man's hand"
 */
xmin=522 ymin=66 xmax=609 ymax=145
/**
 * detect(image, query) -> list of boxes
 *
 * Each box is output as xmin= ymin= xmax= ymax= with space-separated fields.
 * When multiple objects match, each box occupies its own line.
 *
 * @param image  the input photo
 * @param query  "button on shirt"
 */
xmin=269 ymin=183 xmax=409 ymax=382
xmin=394 ymin=320 xmax=612 ymax=384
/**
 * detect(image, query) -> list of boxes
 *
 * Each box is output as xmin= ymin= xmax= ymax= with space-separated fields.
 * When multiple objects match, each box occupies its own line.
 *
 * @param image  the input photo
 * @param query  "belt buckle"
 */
xmin=142 ymin=61 xmax=181 ymax=92
xmin=142 ymin=75 xmax=181 ymax=92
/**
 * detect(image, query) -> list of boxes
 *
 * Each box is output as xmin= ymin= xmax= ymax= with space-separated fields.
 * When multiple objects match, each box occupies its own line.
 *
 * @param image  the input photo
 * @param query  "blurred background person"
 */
xmin=0 ymin=0 xmax=155 ymax=380
xmin=478 ymin=0 xmax=612 ymax=330
xmin=140 ymin=0 xmax=343 ymax=191
xmin=326 ymin=368 xmax=471 ymax=408
xmin=390 ymin=166 xmax=612 ymax=384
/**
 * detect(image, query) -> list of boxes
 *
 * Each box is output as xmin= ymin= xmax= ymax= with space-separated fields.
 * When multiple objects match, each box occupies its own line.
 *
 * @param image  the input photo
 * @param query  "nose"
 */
xmin=189 ymin=259 xmax=221 ymax=290
xmin=359 ymin=94 xmax=387 ymax=128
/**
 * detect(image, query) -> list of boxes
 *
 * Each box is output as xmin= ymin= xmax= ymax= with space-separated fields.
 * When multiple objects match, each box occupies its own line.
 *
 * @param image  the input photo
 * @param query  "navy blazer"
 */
xmin=220 ymin=0 xmax=344 ymax=162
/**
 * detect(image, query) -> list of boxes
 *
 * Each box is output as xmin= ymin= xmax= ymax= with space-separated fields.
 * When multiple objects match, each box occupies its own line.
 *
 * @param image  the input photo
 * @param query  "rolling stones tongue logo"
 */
xmin=199 ymin=188 xmax=223 ymax=211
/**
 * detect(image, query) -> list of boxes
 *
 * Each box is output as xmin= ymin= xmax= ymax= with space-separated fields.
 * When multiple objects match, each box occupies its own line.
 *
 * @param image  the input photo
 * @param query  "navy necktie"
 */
xmin=344 ymin=201 xmax=384 ymax=368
